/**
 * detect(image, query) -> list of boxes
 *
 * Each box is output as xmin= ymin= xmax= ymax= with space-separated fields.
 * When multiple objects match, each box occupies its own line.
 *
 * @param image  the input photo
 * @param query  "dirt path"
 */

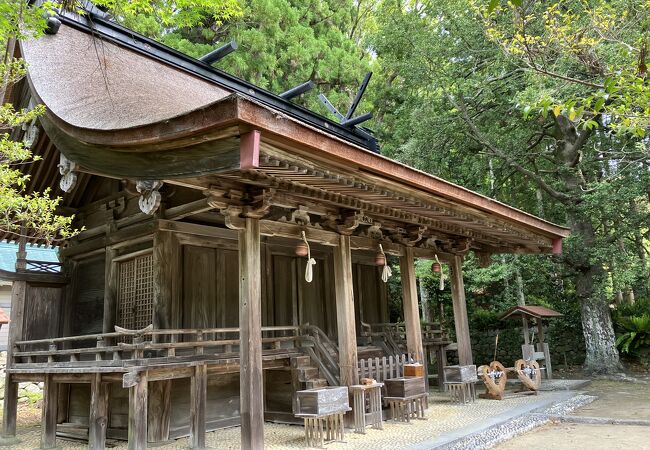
xmin=499 ymin=380 xmax=650 ymax=450
xmin=500 ymin=422 xmax=650 ymax=450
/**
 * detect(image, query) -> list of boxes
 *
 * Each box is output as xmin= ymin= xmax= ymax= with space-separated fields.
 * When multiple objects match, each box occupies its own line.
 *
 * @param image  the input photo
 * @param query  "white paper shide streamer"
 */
xmin=302 ymin=231 xmax=317 ymax=283
xmin=379 ymin=244 xmax=392 ymax=282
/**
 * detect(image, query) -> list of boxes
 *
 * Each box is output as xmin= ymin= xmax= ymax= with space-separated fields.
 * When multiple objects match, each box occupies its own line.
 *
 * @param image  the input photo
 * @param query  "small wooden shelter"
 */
xmin=0 ymin=4 xmax=569 ymax=450
xmin=499 ymin=305 xmax=563 ymax=379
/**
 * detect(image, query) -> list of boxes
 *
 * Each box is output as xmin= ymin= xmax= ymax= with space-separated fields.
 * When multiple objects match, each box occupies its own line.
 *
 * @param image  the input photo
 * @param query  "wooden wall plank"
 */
xmin=450 ymin=255 xmax=473 ymax=365
xmin=147 ymin=380 xmax=171 ymax=443
xmin=238 ymin=218 xmax=264 ymax=450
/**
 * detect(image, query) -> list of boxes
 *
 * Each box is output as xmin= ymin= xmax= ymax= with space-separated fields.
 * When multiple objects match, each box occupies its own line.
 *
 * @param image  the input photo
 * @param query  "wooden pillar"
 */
xmin=399 ymin=247 xmax=424 ymax=362
xmin=153 ymin=230 xmax=180 ymax=330
xmin=39 ymin=374 xmax=58 ymax=450
xmin=1 ymin=279 xmax=27 ymax=444
xmin=239 ymin=218 xmax=264 ymax=450
xmin=449 ymin=255 xmax=473 ymax=366
xmin=89 ymin=374 xmax=109 ymax=450
xmin=103 ymin=247 xmax=117 ymax=333
xmin=536 ymin=319 xmax=545 ymax=344
xmin=190 ymin=364 xmax=207 ymax=449
xmin=333 ymin=234 xmax=358 ymax=386
xmin=128 ymin=373 xmax=148 ymax=450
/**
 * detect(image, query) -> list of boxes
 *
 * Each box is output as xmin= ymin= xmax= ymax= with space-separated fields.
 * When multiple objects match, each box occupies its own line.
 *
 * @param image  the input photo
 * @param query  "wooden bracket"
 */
xmin=222 ymin=205 xmax=245 ymax=230
xmin=122 ymin=371 xmax=140 ymax=389
xmin=243 ymin=189 xmax=275 ymax=219
xmin=360 ymin=222 xmax=383 ymax=240
xmin=136 ymin=180 xmax=163 ymax=215
xmin=442 ymin=238 xmax=472 ymax=254
xmin=279 ymin=205 xmax=311 ymax=226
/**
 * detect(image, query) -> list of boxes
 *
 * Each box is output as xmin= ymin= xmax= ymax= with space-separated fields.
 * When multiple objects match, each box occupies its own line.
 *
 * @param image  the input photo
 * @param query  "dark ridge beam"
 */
xmin=345 ymin=72 xmax=372 ymax=119
xmin=341 ymin=112 xmax=373 ymax=128
xmin=279 ymin=80 xmax=315 ymax=100
xmin=199 ymin=41 xmax=238 ymax=65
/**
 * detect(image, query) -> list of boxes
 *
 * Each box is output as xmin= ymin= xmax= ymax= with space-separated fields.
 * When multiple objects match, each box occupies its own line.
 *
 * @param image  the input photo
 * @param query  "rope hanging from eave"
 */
xmin=379 ymin=244 xmax=392 ymax=282
xmin=435 ymin=254 xmax=445 ymax=290
xmin=302 ymin=231 xmax=316 ymax=283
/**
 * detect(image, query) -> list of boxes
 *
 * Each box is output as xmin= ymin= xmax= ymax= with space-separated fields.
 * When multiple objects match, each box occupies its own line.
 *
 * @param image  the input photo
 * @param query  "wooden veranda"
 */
xmin=0 ymin=4 xmax=569 ymax=450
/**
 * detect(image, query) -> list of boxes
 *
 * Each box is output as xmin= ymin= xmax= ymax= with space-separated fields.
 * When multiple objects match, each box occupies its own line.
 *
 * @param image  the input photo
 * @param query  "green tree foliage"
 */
xmin=100 ymin=0 xmax=372 ymax=116
xmin=368 ymin=0 xmax=649 ymax=374
xmin=1 ymin=1 xmax=77 ymax=243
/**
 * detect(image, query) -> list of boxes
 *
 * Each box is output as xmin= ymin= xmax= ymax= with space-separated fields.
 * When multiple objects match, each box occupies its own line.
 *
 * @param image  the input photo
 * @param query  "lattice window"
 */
xmin=116 ymin=252 xmax=154 ymax=331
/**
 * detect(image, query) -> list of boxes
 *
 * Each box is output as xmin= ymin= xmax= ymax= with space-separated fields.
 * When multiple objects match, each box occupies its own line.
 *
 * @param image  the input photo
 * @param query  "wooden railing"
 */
xmin=11 ymin=325 xmax=342 ymax=379
xmin=17 ymin=259 xmax=63 ymax=274
xmin=360 ymin=321 xmax=451 ymax=356
xmin=357 ymin=353 xmax=414 ymax=383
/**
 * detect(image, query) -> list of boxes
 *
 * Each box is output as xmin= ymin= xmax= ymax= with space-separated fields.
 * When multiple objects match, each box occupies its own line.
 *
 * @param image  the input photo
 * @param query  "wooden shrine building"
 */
xmin=0 ymin=4 xmax=569 ymax=450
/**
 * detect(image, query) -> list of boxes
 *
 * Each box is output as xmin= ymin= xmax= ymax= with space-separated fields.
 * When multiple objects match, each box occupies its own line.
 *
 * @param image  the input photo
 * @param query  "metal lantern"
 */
xmin=431 ymin=262 xmax=441 ymax=273
xmin=375 ymin=252 xmax=386 ymax=266
xmin=295 ymin=242 xmax=309 ymax=257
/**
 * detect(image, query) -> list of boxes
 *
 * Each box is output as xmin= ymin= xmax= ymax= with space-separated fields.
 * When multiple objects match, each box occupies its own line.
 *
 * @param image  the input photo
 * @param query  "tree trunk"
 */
xmin=571 ymin=219 xmax=623 ymax=375
xmin=578 ymin=268 xmax=622 ymax=374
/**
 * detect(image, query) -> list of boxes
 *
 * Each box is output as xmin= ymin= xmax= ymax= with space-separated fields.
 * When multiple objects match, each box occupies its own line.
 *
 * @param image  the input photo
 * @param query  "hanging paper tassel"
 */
xmin=435 ymin=254 xmax=445 ymax=290
xmin=379 ymin=244 xmax=392 ymax=282
xmin=301 ymin=231 xmax=317 ymax=283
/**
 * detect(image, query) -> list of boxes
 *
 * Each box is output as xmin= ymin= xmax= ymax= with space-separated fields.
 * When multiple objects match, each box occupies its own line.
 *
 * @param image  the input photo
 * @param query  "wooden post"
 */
xmin=39 ymin=374 xmax=58 ymax=450
xmin=239 ymin=218 xmax=264 ymax=450
xmin=333 ymin=234 xmax=358 ymax=386
xmin=522 ymin=317 xmax=530 ymax=345
xmin=1 ymin=279 xmax=27 ymax=444
xmin=153 ymin=230 xmax=179 ymax=331
xmin=399 ymin=247 xmax=424 ymax=362
xmin=536 ymin=319 xmax=545 ymax=344
xmin=89 ymin=374 xmax=109 ymax=450
xmin=103 ymin=247 xmax=117 ymax=333
xmin=128 ymin=372 xmax=148 ymax=450
xmin=449 ymin=255 xmax=473 ymax=366
xmin=190 ymin=364 xmax=207 ymax=449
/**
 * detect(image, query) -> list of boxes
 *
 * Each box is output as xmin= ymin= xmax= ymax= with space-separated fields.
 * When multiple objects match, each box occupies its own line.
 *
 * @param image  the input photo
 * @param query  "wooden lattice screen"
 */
xmin=116 ymin=252 xmax=154 ymax=331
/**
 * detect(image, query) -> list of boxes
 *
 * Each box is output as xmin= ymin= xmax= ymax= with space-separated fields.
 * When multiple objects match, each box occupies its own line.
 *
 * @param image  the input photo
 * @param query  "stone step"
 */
xmin=290 ymin=355 xmax=312 ymax=368
xmin=304 ymin=378 xmax=328 ymax=389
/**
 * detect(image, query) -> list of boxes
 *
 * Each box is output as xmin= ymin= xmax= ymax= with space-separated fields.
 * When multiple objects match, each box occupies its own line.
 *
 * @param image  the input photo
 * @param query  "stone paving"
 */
xmin=3 ymin=389 xmax=581 ymax=450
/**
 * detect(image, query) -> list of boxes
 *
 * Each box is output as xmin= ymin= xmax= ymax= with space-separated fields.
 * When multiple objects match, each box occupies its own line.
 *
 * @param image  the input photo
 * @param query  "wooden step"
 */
xmin=304 ymin=378 xmax=328 ymax=389
xmin=297 ymin=367 xmax=320 ymax=381
xmin=290 ymin=355 xmax=312 ymax=368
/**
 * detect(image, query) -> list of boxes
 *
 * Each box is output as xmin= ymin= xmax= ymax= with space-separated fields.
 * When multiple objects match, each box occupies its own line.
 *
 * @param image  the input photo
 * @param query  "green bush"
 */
xmin=471 ymin=308 xmax=501 ymax=331
xmin=615 ymin=313 xmax=650 ymax=355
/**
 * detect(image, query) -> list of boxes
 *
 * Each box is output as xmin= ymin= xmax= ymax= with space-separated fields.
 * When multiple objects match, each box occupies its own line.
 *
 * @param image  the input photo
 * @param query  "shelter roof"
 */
xmin=498 ymin=305 xmax=563 ymax=321
xmin=11 ymin=4 xmax=570 ymax=253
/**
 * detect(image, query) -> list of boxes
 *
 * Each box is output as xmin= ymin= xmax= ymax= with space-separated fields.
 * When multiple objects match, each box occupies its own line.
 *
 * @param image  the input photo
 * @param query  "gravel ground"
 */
xmin=1 ymin=390 xmax=569 ymax=450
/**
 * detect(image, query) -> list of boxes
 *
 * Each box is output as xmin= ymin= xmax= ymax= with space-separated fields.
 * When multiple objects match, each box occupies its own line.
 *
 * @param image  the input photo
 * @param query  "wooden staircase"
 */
xmin=291 ymin=355 xmax=329 ymax=389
